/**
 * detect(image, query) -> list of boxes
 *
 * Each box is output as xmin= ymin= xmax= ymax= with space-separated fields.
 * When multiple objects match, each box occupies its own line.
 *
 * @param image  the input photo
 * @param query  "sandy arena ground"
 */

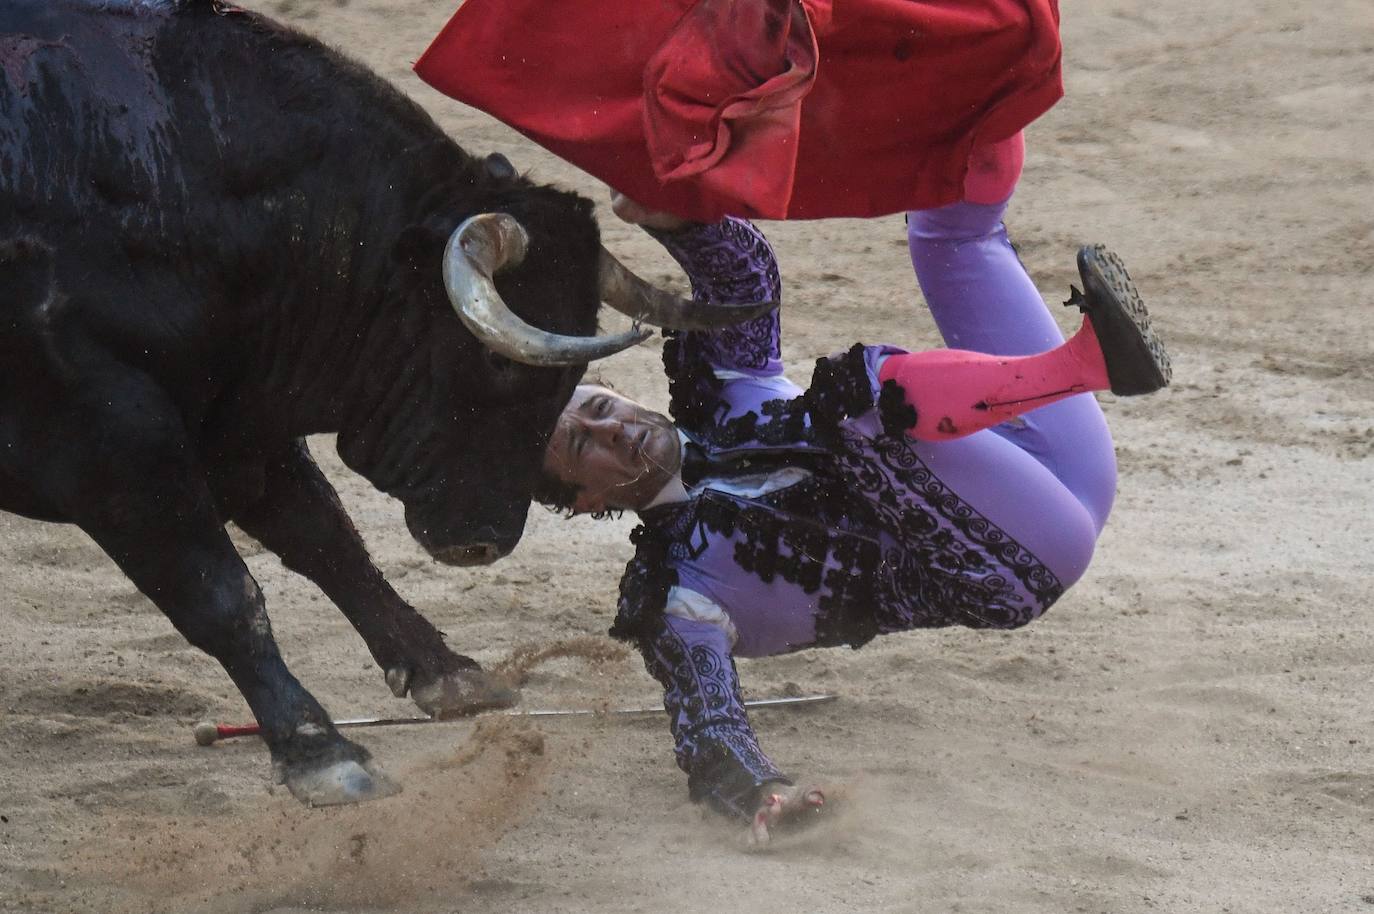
xmin=2 ymin=1 xmax=1372 ymax=912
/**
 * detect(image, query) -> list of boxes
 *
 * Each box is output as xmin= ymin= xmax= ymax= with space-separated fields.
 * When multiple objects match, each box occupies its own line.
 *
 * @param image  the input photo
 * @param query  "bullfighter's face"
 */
xmin=542 ymin=384 xmax=682 ymax=513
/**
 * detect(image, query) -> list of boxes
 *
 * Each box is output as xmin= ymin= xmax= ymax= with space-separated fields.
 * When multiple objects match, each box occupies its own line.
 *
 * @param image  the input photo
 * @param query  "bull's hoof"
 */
xmin=275 ymin=734 xmax=401 ymax=807
xmin=410 ymin=668 xmax=520 ymax=719
xmin=284 ymin=756 xmax=401 ymax=807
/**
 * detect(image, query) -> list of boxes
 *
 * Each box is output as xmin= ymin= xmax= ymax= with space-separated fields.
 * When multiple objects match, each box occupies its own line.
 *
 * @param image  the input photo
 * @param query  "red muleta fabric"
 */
xmin=414 ymin=0 xmax=1062 ymax=221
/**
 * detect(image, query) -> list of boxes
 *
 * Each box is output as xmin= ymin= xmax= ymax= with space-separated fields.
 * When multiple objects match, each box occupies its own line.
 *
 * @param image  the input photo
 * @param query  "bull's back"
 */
xmin=0 ymin=1 xmax=206 ymax=384
xmin=0 ymin=1 xmax=370 ymax=366
xmin=0 ymin=1 xmax=190 ymax=226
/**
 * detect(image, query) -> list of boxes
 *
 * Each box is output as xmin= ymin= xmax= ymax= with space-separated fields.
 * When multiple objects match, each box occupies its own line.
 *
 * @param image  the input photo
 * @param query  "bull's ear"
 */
xmin=391 ymin=216 xmax=452 ymax=268
xmin=484 ymin=153 xmax=516 ymax=181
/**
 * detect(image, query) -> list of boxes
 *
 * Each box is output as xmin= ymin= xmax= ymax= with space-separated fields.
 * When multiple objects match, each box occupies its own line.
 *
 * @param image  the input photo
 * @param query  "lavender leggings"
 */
xmin=905 ymin=199 xmax=1117 ymax=588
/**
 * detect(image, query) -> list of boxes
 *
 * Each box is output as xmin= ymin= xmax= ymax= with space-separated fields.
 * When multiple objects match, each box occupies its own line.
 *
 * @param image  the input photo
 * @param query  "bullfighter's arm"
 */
xmin=646 ymin=218 xmax=797 ymax=425
xmin=636 ymin=611 xmax=792 ymax=819
xmin=635 ymin=607 xmax=825 ymax=841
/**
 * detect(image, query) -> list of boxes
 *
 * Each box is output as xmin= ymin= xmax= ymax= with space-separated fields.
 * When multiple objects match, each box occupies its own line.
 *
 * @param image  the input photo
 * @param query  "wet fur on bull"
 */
xmin=0 ymin=0 xmax=601 ymax=803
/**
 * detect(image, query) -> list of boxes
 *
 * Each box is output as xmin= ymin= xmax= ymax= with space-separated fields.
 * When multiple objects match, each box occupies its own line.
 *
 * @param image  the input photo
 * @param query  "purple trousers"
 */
xmin=907 ymin=199 xmax=1116 ymax=586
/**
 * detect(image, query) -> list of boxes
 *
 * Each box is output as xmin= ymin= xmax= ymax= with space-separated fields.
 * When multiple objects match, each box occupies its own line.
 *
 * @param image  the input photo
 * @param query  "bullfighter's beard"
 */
xmin=615 ymin=410 xmax=683 ymax=508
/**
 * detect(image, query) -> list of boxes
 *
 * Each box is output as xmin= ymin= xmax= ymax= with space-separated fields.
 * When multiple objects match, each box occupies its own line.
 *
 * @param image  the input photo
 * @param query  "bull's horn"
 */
xmin=597 ymin=246 xmax=779 ymax=331
xmin=443 ymin=214 xmax=651 ymax=367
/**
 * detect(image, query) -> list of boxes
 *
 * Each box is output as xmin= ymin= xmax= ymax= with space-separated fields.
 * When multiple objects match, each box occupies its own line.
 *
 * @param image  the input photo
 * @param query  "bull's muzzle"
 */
xmin=432 ymin=541 xmax=506 ymax=567
xmin=406 ymin=511 xmax=517 ymax=567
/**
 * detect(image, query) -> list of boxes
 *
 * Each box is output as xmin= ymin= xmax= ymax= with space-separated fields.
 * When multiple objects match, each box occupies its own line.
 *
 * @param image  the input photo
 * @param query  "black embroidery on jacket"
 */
xmin=638 ymin=624 xmax=789 ymax=819
xmin=802 ymin=344 xmax=877 ymax=445
xmin=878 ymin=378 xmax=919 ymax=438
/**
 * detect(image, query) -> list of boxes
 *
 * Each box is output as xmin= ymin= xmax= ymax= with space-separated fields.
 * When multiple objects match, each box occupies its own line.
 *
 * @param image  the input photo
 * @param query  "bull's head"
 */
xmin=340 ymin=187 xmax=772 ymax=567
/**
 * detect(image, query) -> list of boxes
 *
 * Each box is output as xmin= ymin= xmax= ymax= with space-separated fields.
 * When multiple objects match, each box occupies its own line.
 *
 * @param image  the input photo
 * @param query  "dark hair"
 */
xmin=531 ymin=468 xmax=623 ymax=521
xmin=531 ymin=470 xmax=581 ymax=516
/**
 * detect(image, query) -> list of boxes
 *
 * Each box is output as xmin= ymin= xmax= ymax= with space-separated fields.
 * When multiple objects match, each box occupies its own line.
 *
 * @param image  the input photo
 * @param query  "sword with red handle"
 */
xmin=192 ymin=694 xmax=837 ymax=746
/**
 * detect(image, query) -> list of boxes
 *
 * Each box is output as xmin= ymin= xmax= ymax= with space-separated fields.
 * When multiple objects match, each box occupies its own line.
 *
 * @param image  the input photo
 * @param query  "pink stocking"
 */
xmin=878 ymin=320 xmax=1110 ymax=441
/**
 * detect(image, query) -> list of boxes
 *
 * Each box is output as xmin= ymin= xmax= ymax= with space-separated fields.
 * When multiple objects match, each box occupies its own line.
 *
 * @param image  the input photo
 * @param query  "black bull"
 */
xmin=0 ymin=0 xmax=765 ymax=805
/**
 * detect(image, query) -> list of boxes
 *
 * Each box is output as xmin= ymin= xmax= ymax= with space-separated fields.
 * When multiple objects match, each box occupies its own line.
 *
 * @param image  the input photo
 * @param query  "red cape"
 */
xmin=415 ymin=0 xmax=1062 ymax=221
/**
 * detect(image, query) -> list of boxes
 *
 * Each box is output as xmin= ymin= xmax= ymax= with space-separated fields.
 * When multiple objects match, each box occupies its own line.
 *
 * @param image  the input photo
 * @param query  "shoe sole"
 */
xmin=1075 ymin=244 xmax=1173 ymax=396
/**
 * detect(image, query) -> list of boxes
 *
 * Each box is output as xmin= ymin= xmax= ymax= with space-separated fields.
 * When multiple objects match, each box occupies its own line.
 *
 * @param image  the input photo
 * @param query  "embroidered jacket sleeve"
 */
xmin=636 ymin=612 xmax=790 ymax=819
xmin=615 ymin=219 xmax=793 ymax=818
xmin=646 ymin=219 xmax=790 ymax=427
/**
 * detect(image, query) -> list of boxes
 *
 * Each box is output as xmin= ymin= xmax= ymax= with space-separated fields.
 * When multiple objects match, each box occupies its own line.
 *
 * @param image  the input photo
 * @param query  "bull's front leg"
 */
xmin=103 ymin=529 xmax=400 ymax=806
xmin=38 ymin=381 xmax=395 ymax=807
xmin=225 ymin=440 xmax=516 ymax=717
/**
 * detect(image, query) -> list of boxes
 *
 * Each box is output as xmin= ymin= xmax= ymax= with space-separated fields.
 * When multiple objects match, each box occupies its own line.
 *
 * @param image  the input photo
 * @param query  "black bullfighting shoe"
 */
xmin=1066 ymin=244 xmax=1173 ymax=396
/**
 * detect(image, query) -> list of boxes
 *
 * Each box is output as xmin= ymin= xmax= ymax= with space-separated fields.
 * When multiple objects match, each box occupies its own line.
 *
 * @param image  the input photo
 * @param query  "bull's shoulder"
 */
xmin=0 ymin=234 xmax=218 ymax=379
xmin=0 ymin=236 xmax=55 ymax=323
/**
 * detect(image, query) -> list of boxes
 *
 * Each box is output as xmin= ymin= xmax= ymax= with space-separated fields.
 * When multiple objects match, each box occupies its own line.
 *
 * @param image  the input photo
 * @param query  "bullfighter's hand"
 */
xmin=748 ymin=782 xmax=827 ymax=847
xmin=608 ymin=191 xmax=697 ymax=233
